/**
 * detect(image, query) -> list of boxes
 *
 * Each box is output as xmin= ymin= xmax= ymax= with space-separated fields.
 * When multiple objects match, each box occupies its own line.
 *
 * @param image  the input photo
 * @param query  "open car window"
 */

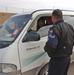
xmin=37 ymin=25 xmax=53 ymax=37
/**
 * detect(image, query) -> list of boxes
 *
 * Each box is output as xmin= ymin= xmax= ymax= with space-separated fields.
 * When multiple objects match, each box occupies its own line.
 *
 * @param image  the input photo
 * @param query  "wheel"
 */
xmin=38 ymin=64 xmax=49 ymax=75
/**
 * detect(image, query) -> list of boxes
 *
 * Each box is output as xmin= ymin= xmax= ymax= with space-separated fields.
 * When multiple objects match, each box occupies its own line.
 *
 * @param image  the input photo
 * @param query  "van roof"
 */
xmin=13 ymin=9 xmax=74 ymax=17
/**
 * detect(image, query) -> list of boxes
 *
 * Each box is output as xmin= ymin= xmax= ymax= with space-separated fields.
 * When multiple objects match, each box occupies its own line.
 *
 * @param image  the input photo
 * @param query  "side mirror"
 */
xmin=22 ymin=31 xmax=40 ymax=42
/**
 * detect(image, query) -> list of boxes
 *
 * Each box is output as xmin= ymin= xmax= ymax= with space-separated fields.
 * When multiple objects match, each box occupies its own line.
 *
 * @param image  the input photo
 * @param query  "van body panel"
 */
xmin=1 ymin=43 xmax=20 ymax=70
xmin=0 ymin=42 xmax=21 ymax=75
xmin=18 ymin=36 xmax=49 ymax=72
xmin=0 ymin=49 xmax=6 ymax=62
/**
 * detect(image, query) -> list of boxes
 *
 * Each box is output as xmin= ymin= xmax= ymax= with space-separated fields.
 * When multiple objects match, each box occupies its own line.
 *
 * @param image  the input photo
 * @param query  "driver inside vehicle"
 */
xmin=37 ymin=19 xmax=45 ymax=31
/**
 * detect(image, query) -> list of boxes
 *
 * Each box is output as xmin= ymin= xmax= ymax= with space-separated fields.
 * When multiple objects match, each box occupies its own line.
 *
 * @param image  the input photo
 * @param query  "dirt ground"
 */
xmin=0 ymin=13 xmax=16 ymax=26
xmin=68 ymin=62 xmax=74 ymax=75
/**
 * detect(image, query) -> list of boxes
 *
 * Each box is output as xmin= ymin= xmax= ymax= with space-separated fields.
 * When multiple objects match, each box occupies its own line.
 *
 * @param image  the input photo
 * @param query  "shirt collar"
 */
xmin=55 ymin=19 xmax=64 ymax=24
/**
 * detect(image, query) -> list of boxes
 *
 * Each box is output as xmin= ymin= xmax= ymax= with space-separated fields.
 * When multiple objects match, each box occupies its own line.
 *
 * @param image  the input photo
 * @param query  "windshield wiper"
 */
xmin=0 ymin=26 xmax=3 ymax=28
xmin=0 ymin=42 xmax=11 ymax=48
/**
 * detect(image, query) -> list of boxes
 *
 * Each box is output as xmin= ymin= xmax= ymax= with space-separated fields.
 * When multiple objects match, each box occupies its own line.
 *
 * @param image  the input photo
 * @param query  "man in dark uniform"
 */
xmin=44 ymin=9 xmax=74 ymax=75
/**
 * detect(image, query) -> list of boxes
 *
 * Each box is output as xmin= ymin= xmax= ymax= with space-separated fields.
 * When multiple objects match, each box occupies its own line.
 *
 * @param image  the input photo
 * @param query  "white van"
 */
xmin=0 ymin=9 xmax=74 ymax=75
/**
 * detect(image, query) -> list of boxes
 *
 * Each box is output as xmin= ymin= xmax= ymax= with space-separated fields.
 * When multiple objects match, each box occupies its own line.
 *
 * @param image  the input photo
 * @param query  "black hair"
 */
xmin=52 ymin=9 xmax=63 ymax=19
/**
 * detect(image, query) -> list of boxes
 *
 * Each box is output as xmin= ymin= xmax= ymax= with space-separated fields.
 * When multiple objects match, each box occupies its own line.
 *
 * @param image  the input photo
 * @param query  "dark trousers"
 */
xmin=48 ymin=56 xmax=70 ymax=75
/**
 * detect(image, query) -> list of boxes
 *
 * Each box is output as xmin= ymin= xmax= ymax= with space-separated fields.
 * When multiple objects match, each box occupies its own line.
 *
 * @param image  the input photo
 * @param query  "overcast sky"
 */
xmin=0 ymin=0 xmax=74 ymax=13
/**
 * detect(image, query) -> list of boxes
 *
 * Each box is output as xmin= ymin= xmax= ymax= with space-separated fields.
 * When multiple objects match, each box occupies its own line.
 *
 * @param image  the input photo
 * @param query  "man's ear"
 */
xmin=52 ymin=16 xmax=56 ymax=24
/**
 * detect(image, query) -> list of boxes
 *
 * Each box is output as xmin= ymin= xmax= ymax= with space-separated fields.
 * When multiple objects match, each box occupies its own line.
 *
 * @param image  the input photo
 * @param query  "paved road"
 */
xmin=68 ymin=62 xmax=74 ymax=75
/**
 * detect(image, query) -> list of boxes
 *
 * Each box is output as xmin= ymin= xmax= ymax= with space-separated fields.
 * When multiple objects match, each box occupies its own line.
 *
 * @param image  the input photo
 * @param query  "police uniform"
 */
xmin=44 ymin=20 xmax=74 ymax=75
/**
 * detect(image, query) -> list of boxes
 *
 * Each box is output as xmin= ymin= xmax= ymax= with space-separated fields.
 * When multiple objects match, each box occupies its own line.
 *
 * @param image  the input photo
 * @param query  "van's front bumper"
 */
xmin=0 ymin=73 xmax=5 ymax=75
xmin=0 ymin=70 xmax=21 ymax=75
xmin=0 ymin=73 xmax=9 ymax=75
xmin=0 ymin=73 xmax=12 ymax=75
xmin=0 ymin=73 xmax=16 ymax=75
xmin=0 ymin=73 xmax=19 ymax=75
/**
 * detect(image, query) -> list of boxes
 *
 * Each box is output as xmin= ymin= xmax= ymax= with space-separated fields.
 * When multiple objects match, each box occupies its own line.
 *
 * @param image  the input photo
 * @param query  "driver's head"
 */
xmin=38 ymin=20 xmax=44 ymax=27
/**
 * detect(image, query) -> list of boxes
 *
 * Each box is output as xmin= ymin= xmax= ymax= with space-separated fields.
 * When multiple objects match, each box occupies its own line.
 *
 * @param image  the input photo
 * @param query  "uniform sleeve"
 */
xmin=48 ymin=28 xmax=58 ymax=48
xmin=44 ymin=28 xmax=58 ymax=53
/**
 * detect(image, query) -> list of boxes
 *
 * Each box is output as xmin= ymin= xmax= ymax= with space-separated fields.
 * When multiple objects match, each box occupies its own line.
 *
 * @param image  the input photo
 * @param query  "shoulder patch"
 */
xmin=49 ymin=29 xmax=53 ymax=32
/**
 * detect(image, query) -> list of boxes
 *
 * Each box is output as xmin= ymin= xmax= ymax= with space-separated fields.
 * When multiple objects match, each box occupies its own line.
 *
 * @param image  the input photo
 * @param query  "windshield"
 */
xmin=0 ymin=14 xmax=31 ymax=42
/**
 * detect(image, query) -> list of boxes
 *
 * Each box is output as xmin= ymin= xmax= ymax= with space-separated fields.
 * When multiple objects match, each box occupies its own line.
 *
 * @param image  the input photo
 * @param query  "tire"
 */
xmin=38 ymin=64 xmax=49 ymax=75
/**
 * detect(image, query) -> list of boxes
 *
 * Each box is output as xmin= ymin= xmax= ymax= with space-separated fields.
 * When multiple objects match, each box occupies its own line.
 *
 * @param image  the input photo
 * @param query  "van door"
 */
xmin=18 ymin=35 xmax=47 ymax=75
xmin=18 ymin=15 xmax=52 ymax=75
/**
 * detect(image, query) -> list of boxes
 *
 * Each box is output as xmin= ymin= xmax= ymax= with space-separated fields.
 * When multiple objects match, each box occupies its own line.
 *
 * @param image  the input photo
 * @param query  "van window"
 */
xmin=37 ymin=16 xmax=53 ymax=31
xmin=28 ymin=16 xmax=53 ymax=38
xmin=63 ymin=15 xmax=74 ymax=27
xmin=37 ymin=25 xmax=53 ymax=37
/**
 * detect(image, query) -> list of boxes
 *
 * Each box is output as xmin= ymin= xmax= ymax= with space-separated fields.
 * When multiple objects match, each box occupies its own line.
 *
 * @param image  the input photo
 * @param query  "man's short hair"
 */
xmin=52 ymin=9 xmax=63 ymax=19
